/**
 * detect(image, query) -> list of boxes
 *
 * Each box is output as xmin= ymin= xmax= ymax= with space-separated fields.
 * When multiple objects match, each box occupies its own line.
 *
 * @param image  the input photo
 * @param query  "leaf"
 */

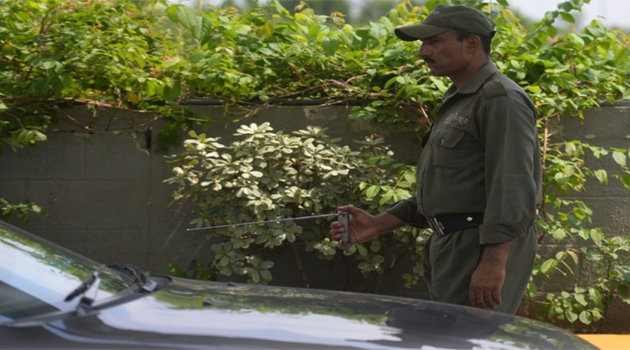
xmin=365 ymin=185 xmax=380 ymax=198
xmin=41 ymin=60 xmax=57 ymax=69
xmin=614 ymin=265 xmax=630 ymax=282
xmin=620 ymin=174 xmax=630 ymax=190
xmin=357 ymin=244 xmax=368 ymax=256
xmin=591 ymin=308 xmax=604 ymax=322
xmin=166 ymin=5 xmax=180 ymax=22
xmin=430 ymin=77 xmax=448 ymax=91
xmin=559 ymin=12 xmax=575 ymax=23
xmin=578 ymin=311 xmax=593 ymax=325
xmin=164 ymin=81 xmax=182 ymax=101
xmin=552 ymin=228 xmax=566 ymax=240
xmin=594 ymin=169 xmax=608 ymax=184
xmin=569 ymin=33 xmax=585 ymax=47
xmin=613 ymin=151 xmax=627 ymax=167
xmin=369 ymin=25 xmax=387 ymax=40
xmin=588 ymin=288 xmax=603 ymax=304
xmin=379 ymin=192 xmax=393 ymax=205
xmin=128 ymin=93 xmax=140 ymax=104
xmin=589 ymin=229 xmax=604 ymax=245
xmin=251 ymin=271 xmax=261 ymax=283
xmin=566 ymin=310 xmax=578 ymax=323
xmin=322 ymin=37 xmax=340 ymax=56
xmin=166 ymin=263 xmax=188 ymax=278
xmin=198 ymin=17 xmax=216 ymax=44
xmin=30 ymin=131 xmax=47 ymax=142
xmin=168 ymin=5 xmax=205 ymax=40
xmin=510 ymin=59 xmax=521 ymax=69
xmin=573 ymin=206 xmax=586 ymax=220
xmin=384 ymin=76 xmax=398 ymax=89
xmin=567 ymin=250 xmax=579 ymax=264
xmin=574 ymin=293 xmax=588 ymax=306
xmin=272 ymin=0 xmax=290 ymax=16
xmin=541 ymin=259 xmax=558 ymax=275
xmin=176 ymin=5 xmax=199 ymax=31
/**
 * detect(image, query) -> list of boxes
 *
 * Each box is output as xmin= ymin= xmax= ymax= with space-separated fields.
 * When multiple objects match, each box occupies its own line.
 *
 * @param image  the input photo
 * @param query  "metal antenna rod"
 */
xmin=187 ymin=213 xmax=339 ymax=231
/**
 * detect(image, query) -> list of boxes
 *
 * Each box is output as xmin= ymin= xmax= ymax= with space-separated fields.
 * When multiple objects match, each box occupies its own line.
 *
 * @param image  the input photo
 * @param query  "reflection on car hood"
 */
xmin=3 ymin=277 xmax=596 ymax=350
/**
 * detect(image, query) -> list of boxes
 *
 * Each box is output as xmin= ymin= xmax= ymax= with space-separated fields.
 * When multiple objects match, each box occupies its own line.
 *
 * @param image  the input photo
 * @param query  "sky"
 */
xmin=170 ymin=0 xmax=629 ymax=30
xmin=508 ymin=0 xmax=627 ymax=29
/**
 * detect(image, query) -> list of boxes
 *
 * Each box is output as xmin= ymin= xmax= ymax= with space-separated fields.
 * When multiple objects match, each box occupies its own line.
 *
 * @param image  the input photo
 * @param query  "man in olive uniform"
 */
xmin=330 ymin=5 xmax=541 ymax=315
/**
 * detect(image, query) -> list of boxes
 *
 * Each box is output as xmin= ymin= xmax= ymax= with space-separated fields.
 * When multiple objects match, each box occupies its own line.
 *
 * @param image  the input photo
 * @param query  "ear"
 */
xmin=465 ymin=35 xmax=481 ymax=53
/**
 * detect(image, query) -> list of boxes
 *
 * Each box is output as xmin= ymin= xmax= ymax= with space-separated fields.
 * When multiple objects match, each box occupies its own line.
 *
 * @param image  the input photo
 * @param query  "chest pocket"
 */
xmin=430 ymin=127 xmax=466 ymax=169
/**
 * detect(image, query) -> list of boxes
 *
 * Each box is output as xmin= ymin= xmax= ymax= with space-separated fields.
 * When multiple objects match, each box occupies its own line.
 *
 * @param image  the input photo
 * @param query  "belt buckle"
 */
xmin=428 ymin=217 xmax=446 ymax=236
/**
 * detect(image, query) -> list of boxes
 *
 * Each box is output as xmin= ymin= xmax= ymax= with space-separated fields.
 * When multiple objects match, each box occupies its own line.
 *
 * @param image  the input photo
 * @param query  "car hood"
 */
xmin=3 ymin=277 xmax=595 ymax=350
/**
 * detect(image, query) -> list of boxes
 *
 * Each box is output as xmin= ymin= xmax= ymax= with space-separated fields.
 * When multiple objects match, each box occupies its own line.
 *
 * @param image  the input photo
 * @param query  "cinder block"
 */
xmin=0 ymin=132 xmax=85 ymax=180
xmin=28 ymin=228 xmax=149 ymax=266
xmin=22 ymin=180 xmax=149 ymax=230
xmin=560 ymin=106 xmax=630 ymax=141
xmin=84 ymin=133 xmax=150 ymax=180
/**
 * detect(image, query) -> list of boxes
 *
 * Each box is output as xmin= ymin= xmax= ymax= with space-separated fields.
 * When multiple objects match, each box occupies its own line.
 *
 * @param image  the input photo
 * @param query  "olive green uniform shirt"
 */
xmin=386 ymin=62 xmax=542 ymax=313
xmin=387 ymin=61 xmax=542 ymax=244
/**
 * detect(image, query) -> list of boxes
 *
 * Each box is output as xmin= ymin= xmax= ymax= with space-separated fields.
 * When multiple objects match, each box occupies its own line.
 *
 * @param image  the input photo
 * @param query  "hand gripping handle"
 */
xmin=337 ymin=211 xmax=350 ymax=244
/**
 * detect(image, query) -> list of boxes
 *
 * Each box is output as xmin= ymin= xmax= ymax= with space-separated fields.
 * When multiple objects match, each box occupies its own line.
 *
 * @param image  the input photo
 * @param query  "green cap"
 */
xmin=395 ymin=5 xmax=495 ymax=41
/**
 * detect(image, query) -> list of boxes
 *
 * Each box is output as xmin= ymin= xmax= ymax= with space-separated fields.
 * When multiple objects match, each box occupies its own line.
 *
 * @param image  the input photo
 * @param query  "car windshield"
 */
xmin=0 ymin=221 xmax=136 ymax=324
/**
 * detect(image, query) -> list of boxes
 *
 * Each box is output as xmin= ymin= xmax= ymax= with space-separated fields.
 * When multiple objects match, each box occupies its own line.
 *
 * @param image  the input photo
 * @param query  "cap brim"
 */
xmin=395 ymin=24 xmax=449 ymax=41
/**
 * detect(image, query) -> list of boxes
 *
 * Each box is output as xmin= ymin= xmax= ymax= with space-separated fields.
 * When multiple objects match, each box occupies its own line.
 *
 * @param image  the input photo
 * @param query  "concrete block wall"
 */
xmin=560 ymin=104 xmax=630 ymax=236
xmin=0 ymin=103 xmax=425 ymax=296
xmin=1 ymin=102 xmax=629 ymax=328
xmin=539 ymin=104 xmax=630 ymax=291
xmin=0 ymin=106 xmax=197 ymax=271
xmin=524 ymin=103 xmax=630 ymax=332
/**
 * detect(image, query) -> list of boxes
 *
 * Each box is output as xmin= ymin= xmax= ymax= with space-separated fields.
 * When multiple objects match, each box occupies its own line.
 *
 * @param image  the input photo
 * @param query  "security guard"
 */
xmin=330 ymin=5 xmax=541 ymax=314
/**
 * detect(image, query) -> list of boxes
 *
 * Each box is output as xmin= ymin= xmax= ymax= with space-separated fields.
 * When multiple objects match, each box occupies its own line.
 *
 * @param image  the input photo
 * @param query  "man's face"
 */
xmin=418 ymin=30 xmax=471 ymax=79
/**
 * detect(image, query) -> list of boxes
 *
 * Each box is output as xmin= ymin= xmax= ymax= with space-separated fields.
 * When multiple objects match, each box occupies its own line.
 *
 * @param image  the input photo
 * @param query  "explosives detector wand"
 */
xmin=187 ymin=211 xmax=350 ymax=244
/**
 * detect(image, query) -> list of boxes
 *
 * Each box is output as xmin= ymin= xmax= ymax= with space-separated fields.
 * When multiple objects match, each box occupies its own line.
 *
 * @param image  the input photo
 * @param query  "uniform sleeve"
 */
xmin=386 ymin=197 xmax=428 ymax=228
xmin=478 ymin=89 xmax=540 ymax=244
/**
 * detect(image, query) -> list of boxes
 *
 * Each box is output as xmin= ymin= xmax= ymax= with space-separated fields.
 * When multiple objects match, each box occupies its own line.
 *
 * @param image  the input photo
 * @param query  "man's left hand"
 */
xmin=469 ymin=240 xmax=514 ymax=310
xmin=469 ymin=262 xmax=506 ymax=309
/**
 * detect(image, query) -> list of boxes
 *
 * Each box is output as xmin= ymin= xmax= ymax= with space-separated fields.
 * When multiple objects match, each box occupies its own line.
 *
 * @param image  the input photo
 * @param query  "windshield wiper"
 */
xmin=64 ymin=264 xmax=105 ymax=316
xmin=8 ymin=264 xmax=158 ymax=327
xmin=108 ymin=263 xmax=158 ymax=293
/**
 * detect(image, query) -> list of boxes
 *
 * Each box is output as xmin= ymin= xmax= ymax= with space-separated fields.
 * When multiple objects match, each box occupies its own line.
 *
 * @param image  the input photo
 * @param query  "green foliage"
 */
xmin=166 ymin=259 xmax=218 ymax=281
xmin=528 ymin=236 xmax=630 ymax=332
xmin=164 ymin=0 xmax=630 ymax=330
xmin=165 ymin=123 xmax=426 ymax=285
xmin=0 ymin=0 xmax=184 ymax=223
xmin=165 ymin=0 xmax=438 ymax=125
xmin=0 ymin=0 xmax=186 ymax=152
xmin=0 ymin=198 xmax=44 ymax=222
xmin=2 ymin=0 xmax=630 ymax=330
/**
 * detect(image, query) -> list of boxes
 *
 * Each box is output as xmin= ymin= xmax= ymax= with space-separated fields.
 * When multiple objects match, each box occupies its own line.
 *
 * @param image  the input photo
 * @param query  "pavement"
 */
xmin=578 ymin=335 xmax=630 ymax=350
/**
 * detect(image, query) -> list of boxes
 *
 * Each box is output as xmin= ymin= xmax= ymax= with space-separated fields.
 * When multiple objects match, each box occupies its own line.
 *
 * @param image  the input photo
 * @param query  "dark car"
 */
xmin=0 ymin=220 xmax=596 ymax=350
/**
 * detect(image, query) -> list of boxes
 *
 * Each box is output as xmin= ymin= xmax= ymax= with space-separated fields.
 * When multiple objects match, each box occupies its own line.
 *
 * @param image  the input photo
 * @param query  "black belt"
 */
xmin=426 ymin=214 xmax=484 ymax=236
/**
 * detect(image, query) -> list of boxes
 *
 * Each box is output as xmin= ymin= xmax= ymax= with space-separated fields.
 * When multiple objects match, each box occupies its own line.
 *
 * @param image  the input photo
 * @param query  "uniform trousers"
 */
xmin=422 ymin=226 xmax=537 ymax=314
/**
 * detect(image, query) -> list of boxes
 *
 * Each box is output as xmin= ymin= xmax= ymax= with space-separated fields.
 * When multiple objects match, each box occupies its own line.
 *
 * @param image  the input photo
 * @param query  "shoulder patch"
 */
xmin=482 ymin=78 xmax=508 ymax=98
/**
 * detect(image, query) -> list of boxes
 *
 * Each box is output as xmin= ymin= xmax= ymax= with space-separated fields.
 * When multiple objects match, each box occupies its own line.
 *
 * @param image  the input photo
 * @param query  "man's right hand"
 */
xmin=329 ymin=206 xmax=405 ymax=249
